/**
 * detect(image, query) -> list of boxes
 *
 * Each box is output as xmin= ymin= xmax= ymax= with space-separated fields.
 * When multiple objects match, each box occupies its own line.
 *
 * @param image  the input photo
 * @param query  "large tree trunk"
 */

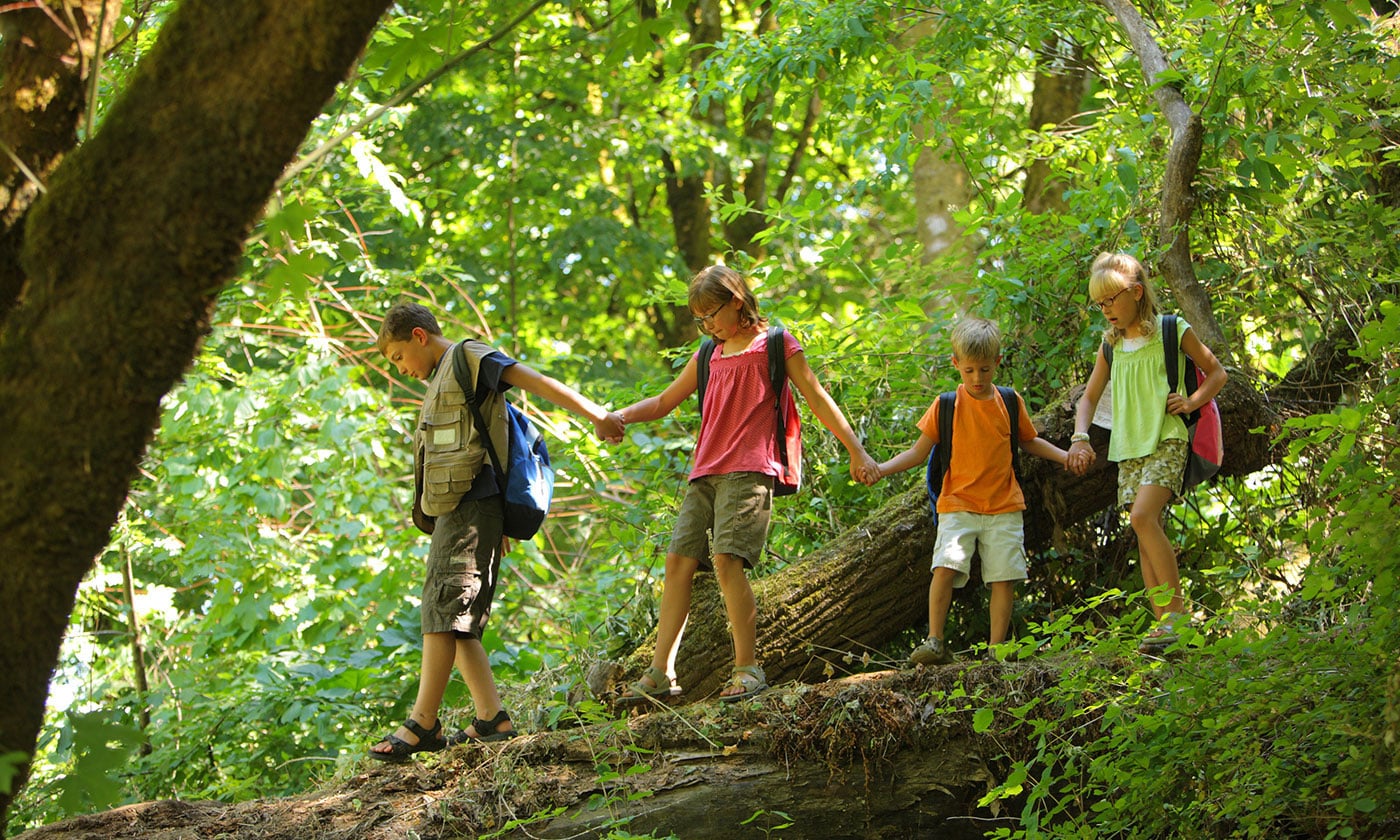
xmin=621 ymin=373 xmax=1278 ymax=699
xmin=1023 ymin=35 xmax=1088 ymax=214
xmin=0 ymin=0 xmax=393 ymax=824
xmin=1099 ymin=0 xmax=1229 ymax=356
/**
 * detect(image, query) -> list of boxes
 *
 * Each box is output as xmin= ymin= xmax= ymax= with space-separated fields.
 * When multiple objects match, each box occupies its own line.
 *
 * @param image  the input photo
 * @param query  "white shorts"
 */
xmin=931 ymin=510 xmax=1028 ymax=588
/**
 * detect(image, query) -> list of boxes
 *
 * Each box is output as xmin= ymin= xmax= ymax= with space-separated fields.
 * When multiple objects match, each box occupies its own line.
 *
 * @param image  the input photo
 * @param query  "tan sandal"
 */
xmin=616 ymin=665 xmax=680 ymax=706
xmin=719 ymin=664 xmax=767 ymax=703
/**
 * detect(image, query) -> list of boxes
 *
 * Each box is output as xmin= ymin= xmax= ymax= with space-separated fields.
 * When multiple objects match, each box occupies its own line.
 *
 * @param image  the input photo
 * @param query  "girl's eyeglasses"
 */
xmin=693 ymin=301 xmax=727 ymax=326
xmin=1092 ymin=285 xmax=1137 ymax=312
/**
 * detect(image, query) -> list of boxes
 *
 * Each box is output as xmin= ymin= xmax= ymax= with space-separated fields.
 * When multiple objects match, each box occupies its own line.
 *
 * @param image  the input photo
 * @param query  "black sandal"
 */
xmin=449 ymin=709 xmax=518 ymax=745
xmin=367 ymin=717 xmax=447 ymax=763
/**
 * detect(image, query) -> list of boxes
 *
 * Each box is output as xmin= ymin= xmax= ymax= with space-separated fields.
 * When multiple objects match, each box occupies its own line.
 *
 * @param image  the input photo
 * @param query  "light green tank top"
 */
xmin=1107 ymin=315 xmax=1190 ymax=462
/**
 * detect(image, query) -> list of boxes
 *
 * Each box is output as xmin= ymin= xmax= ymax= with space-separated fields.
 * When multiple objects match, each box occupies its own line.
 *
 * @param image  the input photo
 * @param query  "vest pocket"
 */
xmin=422 ymin=408 xmax=466 ymax=453
xmin=424 ymin=462 xmax=477 ymax=512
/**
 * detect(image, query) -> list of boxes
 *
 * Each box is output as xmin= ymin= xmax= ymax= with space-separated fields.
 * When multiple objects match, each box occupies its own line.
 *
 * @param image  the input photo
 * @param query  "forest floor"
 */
xmin=13 ymin=658 xmax=1086 ymax=840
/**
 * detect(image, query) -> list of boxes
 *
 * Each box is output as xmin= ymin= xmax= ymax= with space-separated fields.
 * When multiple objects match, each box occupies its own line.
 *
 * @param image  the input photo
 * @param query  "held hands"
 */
xmin=594 ymin=411 xmax=626 ymax=444
xmin=1066 ymin=440 xmax=1094 ymax=476
xmin=850 ymin=450 xmax=882 ymax=486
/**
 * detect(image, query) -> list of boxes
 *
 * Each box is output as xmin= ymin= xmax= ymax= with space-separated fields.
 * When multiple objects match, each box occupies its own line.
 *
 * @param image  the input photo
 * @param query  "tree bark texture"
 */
xmin=1023 ymin=36 xmax=1088 ymax=215
xmin=0 ymin=2 xmax=119 ymax=320
xmin=1098 ymin=0 xmax=1229 ymax=357
xmin=0 ymin=0 xmax=393 ymax=823
xmin=900 ymin=6 xmax=972 ymax=279
xmin=622 ymin=373 xmax=1279 ymax=699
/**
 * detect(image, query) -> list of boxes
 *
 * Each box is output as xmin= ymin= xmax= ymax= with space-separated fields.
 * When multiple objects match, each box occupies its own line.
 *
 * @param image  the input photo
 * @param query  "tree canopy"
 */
xmin=2 ymin=1 xmax=1398 ymax=837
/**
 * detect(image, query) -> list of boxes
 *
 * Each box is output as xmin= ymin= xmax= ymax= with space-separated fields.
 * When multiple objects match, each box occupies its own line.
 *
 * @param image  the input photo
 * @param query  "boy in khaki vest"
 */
xmin=369 ymin=302 xmax=622 ymax=761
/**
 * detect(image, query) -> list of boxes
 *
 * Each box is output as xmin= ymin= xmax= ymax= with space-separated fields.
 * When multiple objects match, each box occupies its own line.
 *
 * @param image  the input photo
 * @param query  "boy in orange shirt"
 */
xmin=870 ymin=317 xmax=1070 ymax=664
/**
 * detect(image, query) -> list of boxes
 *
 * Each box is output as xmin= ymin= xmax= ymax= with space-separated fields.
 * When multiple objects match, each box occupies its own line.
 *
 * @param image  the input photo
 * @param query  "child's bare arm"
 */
xmin=1170 ymin=328 xmax=1228 ymax=416
xmin=784 ymin=350 xmax=879 ymax=482
xmin=502 ymin=363 xmax=624 ymax=441
xmin=1021 ymin=435 xmax=1069 ymax=468
xmin=618 ymin=355 xmax=700 ymax=425
xmin=874 ymin=433 xmax=936 ymax=482
xmin=1068 ymin=346 xmax=1110 ymax=475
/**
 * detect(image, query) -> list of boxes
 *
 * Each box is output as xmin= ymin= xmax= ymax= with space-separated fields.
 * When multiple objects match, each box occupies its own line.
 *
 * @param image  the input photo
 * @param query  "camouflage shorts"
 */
xmin=1117 ymin=438 xmax=1187 ymax=507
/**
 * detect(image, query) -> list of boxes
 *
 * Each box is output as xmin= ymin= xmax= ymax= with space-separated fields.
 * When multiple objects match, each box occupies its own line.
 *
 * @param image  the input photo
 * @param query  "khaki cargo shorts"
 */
xmin=668 ymin=472 xmax=774 ymax=570
xmin=421 ymin=496 xmax=505 ymax=637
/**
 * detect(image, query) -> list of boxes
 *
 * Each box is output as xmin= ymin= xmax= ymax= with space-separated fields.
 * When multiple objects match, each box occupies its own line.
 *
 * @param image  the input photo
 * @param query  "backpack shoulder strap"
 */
xmin=1102 ymin=340 xmax=1113 ymax=373
xmin=766 ymin=325 xmax=787 ymax=403
xmin=936 ymin=390 xmax=957 ymax=480
xmin=767 ymin=325 xmax=793 ymax=472
xmin=997 ymin=386 xmax=1020 ymax=448
xmin=997 ymin=385 xmax=1023 ymax=484
xmin=695 ymin=337 xmax=717 ymax=417
xmin=451 ymin=341 xmax=504 ymax=477
xmin=1162 ymin=314 xmax=1180 ymax=395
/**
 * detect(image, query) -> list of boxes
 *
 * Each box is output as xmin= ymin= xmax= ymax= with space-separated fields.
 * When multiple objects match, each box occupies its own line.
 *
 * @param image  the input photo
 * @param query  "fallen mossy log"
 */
xmin=15 ymin=663 xmax=1079 ymax=840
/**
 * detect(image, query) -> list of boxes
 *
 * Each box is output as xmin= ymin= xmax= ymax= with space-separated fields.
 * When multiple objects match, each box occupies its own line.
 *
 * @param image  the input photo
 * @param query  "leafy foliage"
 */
xmin=10 ymin=0 xmax=1400 ymax=836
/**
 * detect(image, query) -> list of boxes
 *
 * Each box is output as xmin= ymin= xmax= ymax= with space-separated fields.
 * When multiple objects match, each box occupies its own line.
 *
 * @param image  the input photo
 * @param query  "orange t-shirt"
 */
xmin=916 ymin=385 xmax=1039 ymax=515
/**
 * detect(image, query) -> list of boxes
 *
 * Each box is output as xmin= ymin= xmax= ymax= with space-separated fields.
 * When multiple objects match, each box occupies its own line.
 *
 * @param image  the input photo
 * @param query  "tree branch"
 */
xmin=277 ymin=0 xmax=552 ymax=187
xmin=1099 ymin=0 xmax=1229 ymax=358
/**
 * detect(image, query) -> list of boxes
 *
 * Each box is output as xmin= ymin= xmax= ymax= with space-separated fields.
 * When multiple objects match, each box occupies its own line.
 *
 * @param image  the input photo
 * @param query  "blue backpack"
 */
xmin=452 ymin=342 xmax=555 ymax=540
xmin=924 ymin=385 xmax=1021 ymax=527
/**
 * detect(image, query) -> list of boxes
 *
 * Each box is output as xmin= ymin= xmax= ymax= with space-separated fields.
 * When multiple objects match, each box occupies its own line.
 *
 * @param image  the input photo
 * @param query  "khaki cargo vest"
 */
xmin=414 ymin=340 xmax=510 ymax=518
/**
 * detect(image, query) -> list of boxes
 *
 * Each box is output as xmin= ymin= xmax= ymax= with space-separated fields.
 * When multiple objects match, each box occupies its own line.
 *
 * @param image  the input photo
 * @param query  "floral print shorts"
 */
xmin=1117 ymin=438 xmax=1187 ymax=507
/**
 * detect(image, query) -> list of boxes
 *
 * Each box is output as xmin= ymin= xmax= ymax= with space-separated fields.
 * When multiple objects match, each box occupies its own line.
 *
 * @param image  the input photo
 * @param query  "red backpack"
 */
xmin=1102 ymin=314 xmax=1222 ymax=491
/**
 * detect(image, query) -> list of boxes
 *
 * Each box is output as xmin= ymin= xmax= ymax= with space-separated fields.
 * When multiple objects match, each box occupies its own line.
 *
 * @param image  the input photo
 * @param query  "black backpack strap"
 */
xmin=1102 ymin=340 xmax=1113 ymax=372
xmin=695 ymin=337 xmax=717 ymax=417
xmin=767 ymin=326 xmax=790 ymax=469
xmin=935 ymin=390 xmax=957 ymax=491
xmin=1160 ymin=313 xmax=1202 ymax=425
xmin=451 ymin=341 xmax=504 ymax=478
xmin=1162 ymin=314 xmax=1180 ymax=395
xmin=997 ymin=385 xmax=1023 ymax=485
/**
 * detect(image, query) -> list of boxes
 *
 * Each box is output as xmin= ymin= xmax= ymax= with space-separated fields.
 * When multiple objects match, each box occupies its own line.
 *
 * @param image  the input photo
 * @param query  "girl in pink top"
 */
xmin=616 ymin=265 xmax=878 ymax=703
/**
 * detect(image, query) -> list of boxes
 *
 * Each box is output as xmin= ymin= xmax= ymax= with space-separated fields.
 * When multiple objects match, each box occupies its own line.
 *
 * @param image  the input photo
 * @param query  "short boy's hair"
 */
xmin=378 ymin=302 xmax=441 ymax=353
xmin=950 ymin=317 xmax=1001 ymax=361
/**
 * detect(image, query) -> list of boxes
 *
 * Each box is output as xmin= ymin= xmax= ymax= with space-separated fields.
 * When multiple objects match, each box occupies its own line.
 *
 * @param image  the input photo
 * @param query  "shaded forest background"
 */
xmin=2 ymin=0 xmax=1398 ymax=837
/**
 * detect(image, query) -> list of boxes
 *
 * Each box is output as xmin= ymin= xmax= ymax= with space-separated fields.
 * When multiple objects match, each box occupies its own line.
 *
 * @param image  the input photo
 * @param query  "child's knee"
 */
xmin=664 ymin=553 xmax=700 ymax=579
xmin=712 ymin=553 xmax=748 ymax=578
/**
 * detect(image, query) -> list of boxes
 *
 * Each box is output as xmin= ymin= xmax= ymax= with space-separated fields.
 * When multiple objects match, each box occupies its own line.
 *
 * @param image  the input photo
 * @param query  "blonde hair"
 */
xmin=687 ymin=264 xmax=766 ymax=333
xmin=1089 ymin=252 xmax=1159 ymax=345
xmin=950 ymin=316 xmax=1001 ymax=362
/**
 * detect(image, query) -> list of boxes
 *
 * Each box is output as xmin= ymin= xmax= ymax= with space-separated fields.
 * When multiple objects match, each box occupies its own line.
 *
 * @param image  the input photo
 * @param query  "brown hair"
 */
xmin=687 ymin=264 xmax=766 ymax=333
xmin=377 ymin=302 xmax=441 ymax=354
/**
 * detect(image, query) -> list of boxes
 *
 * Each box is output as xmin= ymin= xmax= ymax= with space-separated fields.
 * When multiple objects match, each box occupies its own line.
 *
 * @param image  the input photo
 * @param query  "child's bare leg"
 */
xmin=713 ymin=554 xmax=758 ymax=698
xmin=645 ymin=552 xmax=700 ymax=687
xmin=457 ymin=637 xmax=513 ymax=737
xmin=370 ymin=631 xmax=455 ymax=754
xmin=928 ymin=567 xmax=956 ymax=640
xmin=988 ymin=581 xmax=1015 ymax=645
xmin=1130 ymin=485 xmax=1183 ymax=618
